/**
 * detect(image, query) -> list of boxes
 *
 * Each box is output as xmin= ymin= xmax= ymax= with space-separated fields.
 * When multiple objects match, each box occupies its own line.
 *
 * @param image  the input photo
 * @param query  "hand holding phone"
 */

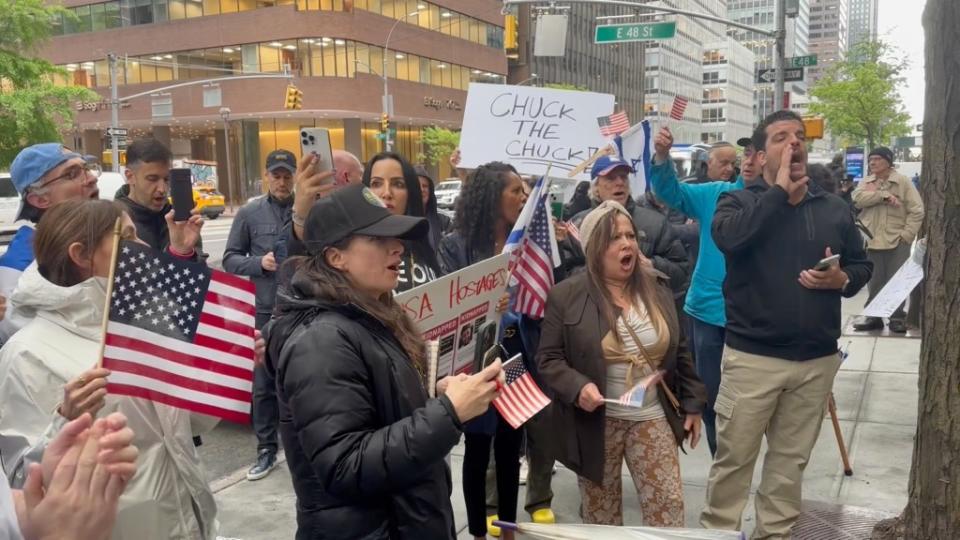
xmin=813 ymin=253 xmax=841 ymax=271
xmin=169 ymin=168 xmax=194 ymax=222
xmin=300 ymin=128 xmax=334 ymax=185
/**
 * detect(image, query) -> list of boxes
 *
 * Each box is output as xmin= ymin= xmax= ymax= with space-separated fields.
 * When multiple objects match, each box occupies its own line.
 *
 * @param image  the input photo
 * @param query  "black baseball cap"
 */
xmin=266 ymin=149 xmax=297 ymax=173
xmin=737 ymin=137 xmax=753 ymax=148
xmin=303 ymin=184 xmax=428 ymax=254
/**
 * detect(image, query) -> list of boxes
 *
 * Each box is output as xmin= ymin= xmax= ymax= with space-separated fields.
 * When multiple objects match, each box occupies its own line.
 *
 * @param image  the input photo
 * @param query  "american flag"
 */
xmin=102 ymin=241 xmax=256 ymax=423
xmin=493 ymin=356 xmax=550 ymax=429
xmin=513 ymin=191 xmax=555 ymax=319
xmin=597 ymin=111 xmax=631 ymax=137
xmin=618 ymin=384 xmax=647 ymax=407
xmin=670 ymin=96 xmax=689 ymax=121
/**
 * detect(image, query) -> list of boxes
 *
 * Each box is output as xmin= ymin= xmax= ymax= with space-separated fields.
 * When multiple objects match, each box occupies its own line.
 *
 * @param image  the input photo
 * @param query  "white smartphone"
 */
xmin=813 ymin=253 xmax=841 ymax=271
xmin=299 ymin=128 xmax=334 ymax=185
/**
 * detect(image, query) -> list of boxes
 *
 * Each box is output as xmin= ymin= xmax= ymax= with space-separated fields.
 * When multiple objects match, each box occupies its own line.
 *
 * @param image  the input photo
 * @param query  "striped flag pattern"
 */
xmin=512 ymin=190 xmax=555 ymax=319
xmin=597 ymin=111 xmax=631 ymax=137
xmin=102 ymin=241 xmax=256 ymax=423
xmin=493 ymin=356 xmax=550 ymax=429
xmin=669 ymin=96 xmax=689 ymax=121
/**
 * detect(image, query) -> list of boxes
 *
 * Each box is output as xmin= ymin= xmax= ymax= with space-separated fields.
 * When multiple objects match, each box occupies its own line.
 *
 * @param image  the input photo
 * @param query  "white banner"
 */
xmin=395 ymin=254 xmax=511 ymax=380
xmin=459 ymin=83 xmax=615 ymax=180
xmin=862 ymin=250 xmax=924 ymax=318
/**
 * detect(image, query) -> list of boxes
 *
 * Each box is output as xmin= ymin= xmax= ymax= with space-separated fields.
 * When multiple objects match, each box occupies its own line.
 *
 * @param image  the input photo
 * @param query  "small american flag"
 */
xmin=102 ymin=241 xmax=256 ymax=423
xmin=618 ymin=384 xmax=647 ymax=407
xmin=563 ymin=220 xmax=581 ymax=244
xmin=670 ymin=96 xmax=689 ymax=121
xmin=597 ymin=111 xmax=631 ymax=137
xmin=513 ymin=192 xmax=555 ymax=319
xmin=493 ymin=356 xmax=550 ymax=429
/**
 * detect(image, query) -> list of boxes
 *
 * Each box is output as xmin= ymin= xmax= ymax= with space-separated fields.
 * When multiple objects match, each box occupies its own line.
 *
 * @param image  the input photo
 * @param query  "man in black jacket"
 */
xmin=565 ymin=156 xmax=690 ymax=307
xmin=223 ymin=149 xmax=297 ymax=482
xmin=115 ymin=139 xmax=204 ymax=261
xmin=701 ymin=110 xmax=872 ymax=539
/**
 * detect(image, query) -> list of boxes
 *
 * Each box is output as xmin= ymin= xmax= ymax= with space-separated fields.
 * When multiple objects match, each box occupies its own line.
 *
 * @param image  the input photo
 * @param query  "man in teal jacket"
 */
xmin=649 ymin=129 xmax=756 ymax=455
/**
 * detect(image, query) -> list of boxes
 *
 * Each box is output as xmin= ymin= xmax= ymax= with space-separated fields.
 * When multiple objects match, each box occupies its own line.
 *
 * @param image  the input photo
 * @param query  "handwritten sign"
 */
xmin=396 ymin=254 xmax=511 ymax=380
xmin=459 ymin=83 xmax=615 ymax=180
xmin=862 ymin=256 xmax=924 ymax=318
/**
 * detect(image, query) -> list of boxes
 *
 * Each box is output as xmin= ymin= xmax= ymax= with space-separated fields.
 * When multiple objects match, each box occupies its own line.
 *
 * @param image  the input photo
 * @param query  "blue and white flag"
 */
xmin=614 ymin=120 xmax=653 ymax=196
xmin=0 ymin=226 xmax=35 ymax=297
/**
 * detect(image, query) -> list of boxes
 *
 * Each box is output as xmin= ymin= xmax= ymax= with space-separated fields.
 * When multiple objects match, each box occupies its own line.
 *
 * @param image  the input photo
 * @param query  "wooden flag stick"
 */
xmin=97 ymin=217 xmax=123 ymax=369
xmin=566 ymin=144 xmax=615 ymax=179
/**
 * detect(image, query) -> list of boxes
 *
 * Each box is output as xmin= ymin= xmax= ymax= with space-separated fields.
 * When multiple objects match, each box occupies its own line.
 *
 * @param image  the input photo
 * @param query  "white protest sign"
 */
xmin=862 ymin=255 xmax=924 ymax=318
xmin=459 ymin=83 xmax=615 ymax=180
xmin=395 ymin=254 xmax=511 ymax=381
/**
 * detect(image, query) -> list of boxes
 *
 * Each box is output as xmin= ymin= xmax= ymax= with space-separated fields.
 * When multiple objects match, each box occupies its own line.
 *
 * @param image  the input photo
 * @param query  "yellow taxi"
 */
xmin=192 ymin=184 xmax=226 ymax=219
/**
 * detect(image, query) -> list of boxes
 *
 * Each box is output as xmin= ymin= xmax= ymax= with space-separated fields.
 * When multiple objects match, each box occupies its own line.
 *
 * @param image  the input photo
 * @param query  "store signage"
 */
xmin=75 ymin=100 xmax=131 ymax=113
xmin=423 ymin=97 xmax=462 ymax=111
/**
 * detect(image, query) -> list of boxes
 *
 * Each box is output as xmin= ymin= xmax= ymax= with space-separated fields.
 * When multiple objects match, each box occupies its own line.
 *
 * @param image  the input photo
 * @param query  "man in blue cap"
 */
xmin=563 ymin=154 xmax=690 ymax=305
xmin=0 ymin=143 xmax=101 ymax=344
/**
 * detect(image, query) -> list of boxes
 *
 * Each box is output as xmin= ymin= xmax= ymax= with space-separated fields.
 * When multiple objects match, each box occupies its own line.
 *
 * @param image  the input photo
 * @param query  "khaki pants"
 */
xmin=700 ymin=347 xmax=842 ymax=539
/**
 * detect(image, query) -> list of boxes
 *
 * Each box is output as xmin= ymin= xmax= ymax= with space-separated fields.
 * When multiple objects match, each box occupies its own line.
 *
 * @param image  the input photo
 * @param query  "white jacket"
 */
xmin=0 ymin=266 xmax=218 ymax=540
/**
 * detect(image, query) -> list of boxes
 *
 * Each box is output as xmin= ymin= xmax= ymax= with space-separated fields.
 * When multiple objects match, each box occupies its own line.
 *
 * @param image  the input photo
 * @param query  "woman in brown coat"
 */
xmin=537 ymin=200 xmax=706 ymax=526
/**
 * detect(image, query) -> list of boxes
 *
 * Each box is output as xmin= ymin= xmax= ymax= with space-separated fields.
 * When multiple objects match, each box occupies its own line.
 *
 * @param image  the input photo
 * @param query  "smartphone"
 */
xmin=169 ymin=168 xmax=194 ymax=222
xmin=813 ymin=253 xmax=841 ymax=271
xmin=299 ymin=128 xmax=334 ymax=184
xmin=550 ymin=193 xmax=563 ymax=221
xmin=472 ymin=321 xmax=498 ymax=374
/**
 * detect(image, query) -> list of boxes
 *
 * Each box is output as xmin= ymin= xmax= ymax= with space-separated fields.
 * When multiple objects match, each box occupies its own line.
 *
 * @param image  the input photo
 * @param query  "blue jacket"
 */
xmin=649 ymin=159 xmax=744 ymax=328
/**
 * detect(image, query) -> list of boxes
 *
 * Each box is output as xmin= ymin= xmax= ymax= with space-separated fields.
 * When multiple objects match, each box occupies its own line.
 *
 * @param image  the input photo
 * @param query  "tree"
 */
xmin=871 ymin=2 xmax=960 ymax=538
xmin=0 ymin=0 xmax=96 ymax=168
xmin=420 ymin=126 xmax=460 ymax=167
xmin=809 ymin=40 xmax=911 ymax=149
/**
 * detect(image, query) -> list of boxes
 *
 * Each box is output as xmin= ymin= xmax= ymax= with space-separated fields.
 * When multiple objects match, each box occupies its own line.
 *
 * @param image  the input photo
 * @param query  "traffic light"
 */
xmin=803 ymin=117 xmax=825 ymax=140
xmin=380 ymin=112 xmax=390 ymax=132
xmin=284 ymin=85 xmax=303 ymax=110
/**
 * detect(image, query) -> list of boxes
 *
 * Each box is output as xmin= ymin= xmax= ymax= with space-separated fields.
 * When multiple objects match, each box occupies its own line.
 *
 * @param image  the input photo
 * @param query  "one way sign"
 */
xmin=756 ymin=67 xmax=804 ymax=84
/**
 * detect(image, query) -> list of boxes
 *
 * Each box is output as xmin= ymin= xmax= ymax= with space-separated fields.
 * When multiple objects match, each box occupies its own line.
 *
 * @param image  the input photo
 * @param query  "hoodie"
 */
xmin=114 ymin=184 xmax=205 ymax=261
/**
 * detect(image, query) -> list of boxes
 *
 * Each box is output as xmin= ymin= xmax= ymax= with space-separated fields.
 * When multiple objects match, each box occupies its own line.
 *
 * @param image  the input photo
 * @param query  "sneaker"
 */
xmin=530 ymin=508 xmax=556 ymax=524
xmin=518 ymin=457 xmax=529 ymax=485
xmin=486 ymin=514 xmax=501 ymax=537
xmin=854 ymin=317 xmax=884 ymax=332
xmin=888 ymin=320 xmax=908 ymax=334
xmin=246 ymin=450 xmax=277 ymax=481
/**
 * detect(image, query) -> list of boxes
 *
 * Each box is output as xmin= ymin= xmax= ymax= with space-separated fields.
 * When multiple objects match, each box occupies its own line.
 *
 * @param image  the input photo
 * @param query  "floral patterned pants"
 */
xmin=577 ymin=416 xmax=685 ymax=527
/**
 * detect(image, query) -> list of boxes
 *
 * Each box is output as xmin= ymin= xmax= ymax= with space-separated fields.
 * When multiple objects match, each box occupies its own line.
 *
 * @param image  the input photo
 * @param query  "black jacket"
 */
xmin=711 ymin=181 xmax=873 ymax=361
xmin=564 ymin=198 xmax=690 ymax=301
xmin=264 ymin=292 xmax=463 ymax=540
xmin=114 ymin=185 xmax=205 ymax=261
xmin=222 ymin=194 xmax=292 ymax=314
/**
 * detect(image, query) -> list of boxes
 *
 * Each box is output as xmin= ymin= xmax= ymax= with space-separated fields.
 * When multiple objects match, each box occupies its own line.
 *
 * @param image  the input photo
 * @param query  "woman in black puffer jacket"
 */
xmin=265 ymin=184 xmax=503 ymax=540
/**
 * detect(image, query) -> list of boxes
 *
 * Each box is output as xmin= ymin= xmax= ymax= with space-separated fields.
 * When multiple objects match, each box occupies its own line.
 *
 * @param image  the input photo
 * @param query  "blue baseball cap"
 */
xmin=10 ymin=143 xmax=83 ymax=195
xmin=591 ymin=155 xmax=635 ymax=180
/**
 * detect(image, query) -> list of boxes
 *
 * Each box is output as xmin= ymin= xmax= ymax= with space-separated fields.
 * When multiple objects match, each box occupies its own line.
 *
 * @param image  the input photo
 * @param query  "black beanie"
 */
xmin=869 ymin=146 xmax=895 ymax=166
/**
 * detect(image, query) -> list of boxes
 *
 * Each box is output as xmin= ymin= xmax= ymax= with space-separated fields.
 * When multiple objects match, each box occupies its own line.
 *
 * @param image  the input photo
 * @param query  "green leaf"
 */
xmin=421 ymin=126 xmax=460 ymax=167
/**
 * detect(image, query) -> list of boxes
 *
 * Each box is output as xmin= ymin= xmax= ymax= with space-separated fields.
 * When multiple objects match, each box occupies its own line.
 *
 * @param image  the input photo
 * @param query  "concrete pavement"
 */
xmin=210 ymin=292 xmax=920 ymax=539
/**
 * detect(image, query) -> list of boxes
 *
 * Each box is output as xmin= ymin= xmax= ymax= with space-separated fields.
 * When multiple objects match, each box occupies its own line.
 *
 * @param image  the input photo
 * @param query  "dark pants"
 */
xmin=485 ymin=407 xmax=555 ymax=514
xmin=463 ymin=417 xmax=522 ymax=536
xmin=687 ymin=315 xmax=725 ymax=457
xmin=253 ymin=312 xmax=279 ymax=455
xmin=865 ymin=242 xmax=912 ymax=322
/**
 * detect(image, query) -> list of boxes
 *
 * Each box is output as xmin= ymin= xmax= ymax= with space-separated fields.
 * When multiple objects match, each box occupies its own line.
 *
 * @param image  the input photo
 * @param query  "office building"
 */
xmin=847 ymin=0 xmax=879 ymax=53
xmin=44 ymin=0 xmax=507 ymax=202
xmin=727 ymin=0 xmax=811 ymax=119
xmin=700 ymin=37 xmax=756 ymax=144
xmin=506 ymin=4 xmax=646 ymax=124
xmin=807 ymin=0 xmax=848 ymax=83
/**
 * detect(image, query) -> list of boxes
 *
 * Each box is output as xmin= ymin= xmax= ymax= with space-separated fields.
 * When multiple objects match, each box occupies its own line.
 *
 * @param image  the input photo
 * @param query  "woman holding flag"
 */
xmin=537 ymin=201 xmax=706 ymax=526
xmin=439 ymin=162 xmax=528 ymax=540
xmin=0 ymin=199 xmax=219 ymax=539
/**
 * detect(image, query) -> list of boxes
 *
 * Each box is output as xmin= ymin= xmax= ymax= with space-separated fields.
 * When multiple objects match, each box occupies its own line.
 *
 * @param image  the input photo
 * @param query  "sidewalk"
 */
xmin=213 ymin=293 xmax=919 ymax=538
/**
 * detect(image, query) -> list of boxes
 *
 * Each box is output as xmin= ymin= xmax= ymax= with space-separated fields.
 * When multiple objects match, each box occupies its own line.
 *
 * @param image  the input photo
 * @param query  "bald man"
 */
xmin=706 ymin=142 xmax=738 ymax=182
xmin=332 ymin=149 xmax=363 ymax=186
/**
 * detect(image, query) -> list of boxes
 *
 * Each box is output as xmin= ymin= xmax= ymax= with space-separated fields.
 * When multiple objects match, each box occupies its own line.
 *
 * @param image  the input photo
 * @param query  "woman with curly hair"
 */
xmin=362 ymin=152 xmax=442 ymax=291
xmin=438 ymin=162 xmax=527 ymax=540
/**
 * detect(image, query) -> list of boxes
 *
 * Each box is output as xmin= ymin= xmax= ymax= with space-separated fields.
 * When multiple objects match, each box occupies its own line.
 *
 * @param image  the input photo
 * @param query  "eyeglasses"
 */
xmin=38 ymin=162 xmax=101 ymax=190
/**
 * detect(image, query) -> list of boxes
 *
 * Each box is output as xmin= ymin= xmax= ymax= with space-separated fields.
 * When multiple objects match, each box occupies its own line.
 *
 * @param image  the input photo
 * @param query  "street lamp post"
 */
xmin=382 ymin=9 xmax=423 ymax=151
xmin=219 ymin=107 xmax=234 ymax=206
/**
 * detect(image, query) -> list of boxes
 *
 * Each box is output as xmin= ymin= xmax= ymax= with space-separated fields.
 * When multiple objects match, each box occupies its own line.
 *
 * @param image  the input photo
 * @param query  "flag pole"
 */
xmin=566 ymin=144 xmax=615 ymax=179
xmin=97 ymin=217 xmax=123 ymax=368
xmin=504 ymin=167 xmax=552 ymax=288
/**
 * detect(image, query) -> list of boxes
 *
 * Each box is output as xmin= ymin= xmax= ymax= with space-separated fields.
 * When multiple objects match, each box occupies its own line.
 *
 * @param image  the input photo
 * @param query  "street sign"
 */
xmin=756 ymin=67 xmax=804 ymax=84
xmin=895 ymin=136 xmax=919 ymax=148
xmin=786 ymin=55 xmax=818 ymax=68
xmin=106 ymin=127 xmax=128 ymax=137
xmin=594 ymin=21 xmax=677 ymax=44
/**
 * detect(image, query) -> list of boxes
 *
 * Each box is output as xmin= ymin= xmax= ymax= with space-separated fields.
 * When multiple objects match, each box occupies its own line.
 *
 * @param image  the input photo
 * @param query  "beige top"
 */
xmin=852 ymin=171 xmax=924 ymax=250
xmin=602 ymin=303 xmax=668 ymax=422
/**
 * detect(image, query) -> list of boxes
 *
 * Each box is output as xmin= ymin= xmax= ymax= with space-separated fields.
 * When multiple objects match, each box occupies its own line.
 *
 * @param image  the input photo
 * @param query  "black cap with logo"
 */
xmin=303 ymin=184 xmax=429 ymax=254
xmin=266 ymin=149 xmax=297 ymax=173
xmin=736 ymin=137 xmax=753 ymax=148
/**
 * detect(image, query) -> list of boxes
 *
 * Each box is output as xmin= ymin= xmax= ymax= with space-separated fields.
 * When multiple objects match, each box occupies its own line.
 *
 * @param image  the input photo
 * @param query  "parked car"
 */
xmin=435 ymin=179 xmax=461 ymax=210
xmin=192 ymin=184 xmax=226 ymax=219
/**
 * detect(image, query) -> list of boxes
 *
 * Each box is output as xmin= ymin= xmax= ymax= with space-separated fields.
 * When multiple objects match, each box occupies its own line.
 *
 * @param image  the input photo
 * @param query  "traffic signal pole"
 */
xmin=774 ymin=0 xmax=787 ymax=111
xmin=109 ymin=53 xmax=120 ymax=172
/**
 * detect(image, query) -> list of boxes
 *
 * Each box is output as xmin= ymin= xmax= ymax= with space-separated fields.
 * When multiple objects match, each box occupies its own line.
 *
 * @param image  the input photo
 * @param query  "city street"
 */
xmin=200 ymin=214 xmax=235 ymax=270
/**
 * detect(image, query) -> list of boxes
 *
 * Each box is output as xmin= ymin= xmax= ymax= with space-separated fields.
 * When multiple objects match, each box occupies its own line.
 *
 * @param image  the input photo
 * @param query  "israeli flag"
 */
xmin=614 ymin=120 xmax=653 ymax=196
xmin=501 ymin=176 xmax=562 ymax=268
